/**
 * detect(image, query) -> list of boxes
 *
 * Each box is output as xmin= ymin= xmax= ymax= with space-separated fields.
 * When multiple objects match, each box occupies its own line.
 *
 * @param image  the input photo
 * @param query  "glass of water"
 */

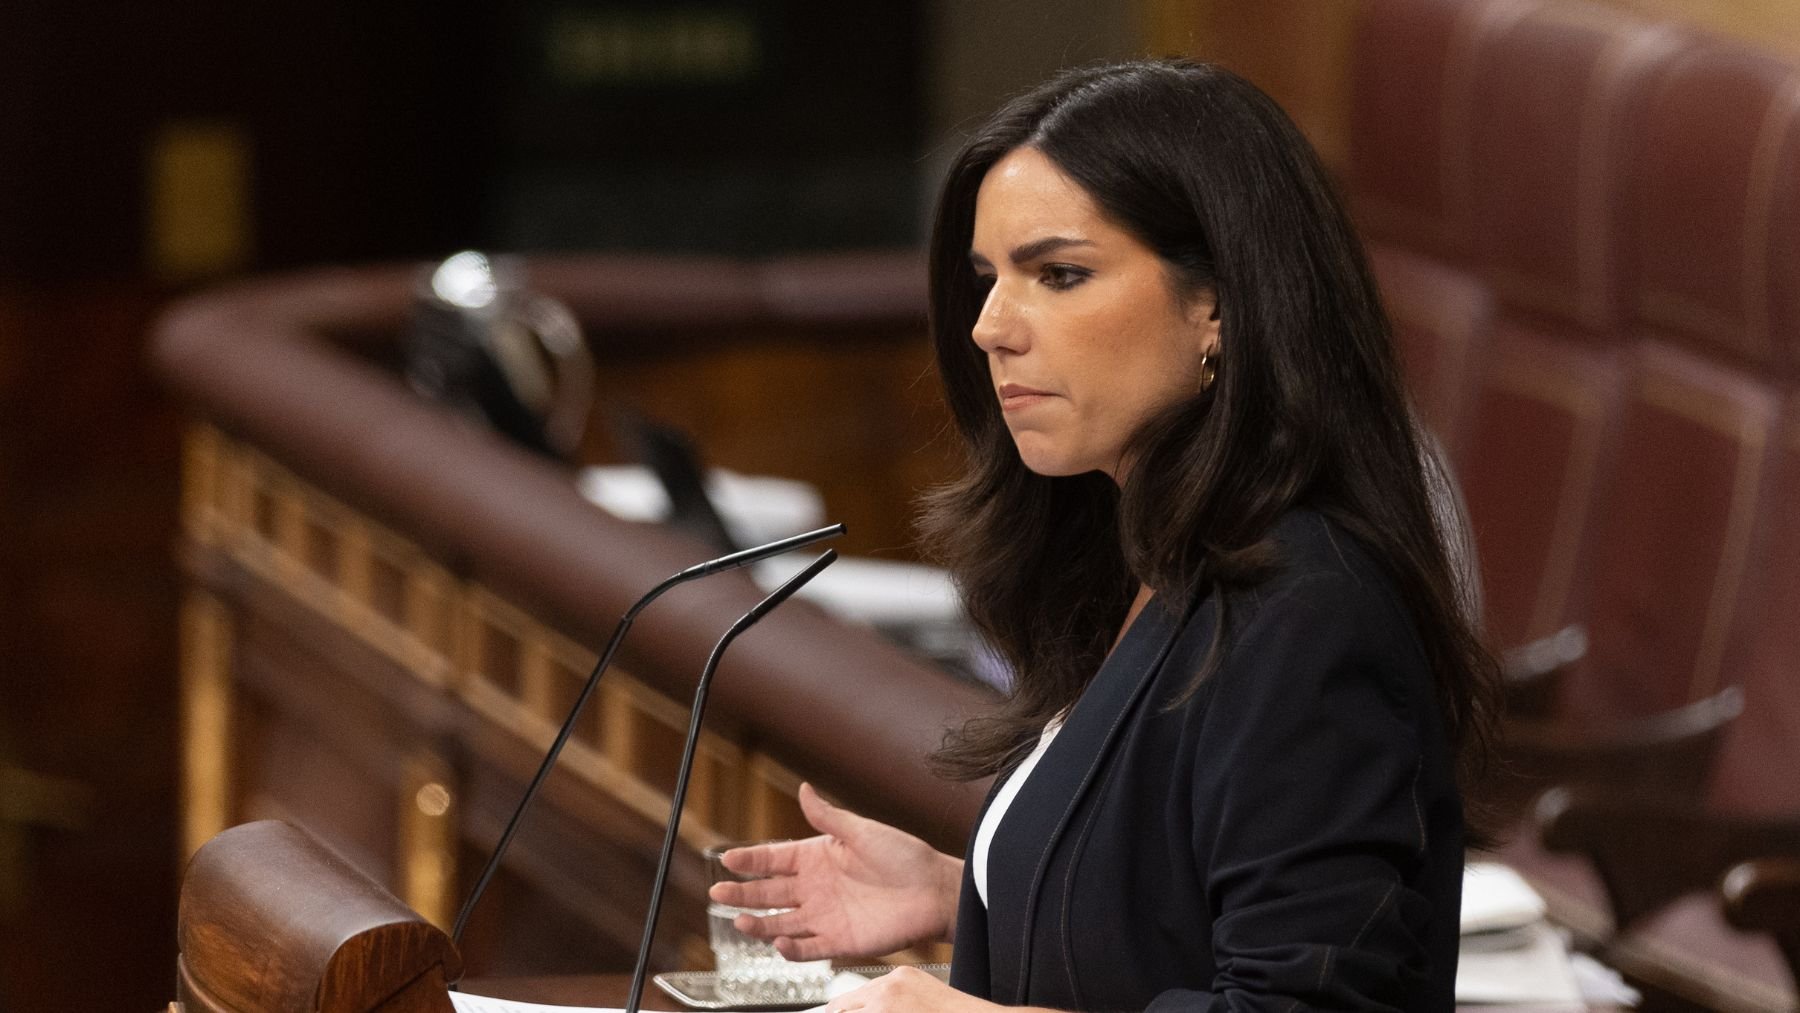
xmin=705 ymin=841 xmax=833 ymax=1003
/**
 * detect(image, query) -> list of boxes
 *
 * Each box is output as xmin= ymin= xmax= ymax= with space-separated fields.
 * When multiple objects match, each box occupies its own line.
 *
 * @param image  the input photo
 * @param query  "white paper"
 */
xmin=1569 ymin=951 xmax=1641 ymax=1006
xmin=1461 ymin=862 xmax=1548 ymax=935
xmin=577 ymin=464 xmax=964 ymax=630
xmin=750 ymin=556 xmax=962 ymax=627
xmin=1454 ymin=921 xmax=1584 ymax=1005
xmin=448 ymin=991 xmax=622 ymax=1013
xmin=450 ymin=971 xmax=872 ymax=1013
xmin=577 ymin=465 xmax=824 ymax=548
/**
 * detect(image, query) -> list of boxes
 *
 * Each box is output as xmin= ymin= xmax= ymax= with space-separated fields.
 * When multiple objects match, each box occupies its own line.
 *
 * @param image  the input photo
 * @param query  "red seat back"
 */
xmin=1569 ymin=343 xmax=1777 ymax=719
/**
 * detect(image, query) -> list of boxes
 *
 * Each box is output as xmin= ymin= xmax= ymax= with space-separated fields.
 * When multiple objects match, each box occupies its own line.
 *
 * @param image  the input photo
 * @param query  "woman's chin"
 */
xmin=1013 ymin=445 xmax=1091 ymax=479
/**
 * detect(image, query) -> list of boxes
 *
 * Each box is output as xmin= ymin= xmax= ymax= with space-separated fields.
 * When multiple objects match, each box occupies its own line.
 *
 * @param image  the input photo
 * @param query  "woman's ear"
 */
xmin=1187 ymin=292 xmax=1222 ymax=355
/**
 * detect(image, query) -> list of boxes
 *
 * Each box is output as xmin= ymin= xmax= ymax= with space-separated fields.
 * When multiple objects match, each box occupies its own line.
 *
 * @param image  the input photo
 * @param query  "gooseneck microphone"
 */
xmin=624 ymin=548 xmax=840 ymax=1013
xmin=448 ymin=523 xmax=846 ymax=954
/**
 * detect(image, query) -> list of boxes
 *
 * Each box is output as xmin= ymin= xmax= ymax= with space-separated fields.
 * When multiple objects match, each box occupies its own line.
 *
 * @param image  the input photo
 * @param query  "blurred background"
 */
xmin=3 ymin=0 xmax=1799 ymax=1009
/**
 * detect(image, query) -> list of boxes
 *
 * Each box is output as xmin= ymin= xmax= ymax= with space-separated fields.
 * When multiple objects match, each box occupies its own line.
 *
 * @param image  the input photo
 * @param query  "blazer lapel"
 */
xmin=983 ymin=591 xmax=1199 ymax=1004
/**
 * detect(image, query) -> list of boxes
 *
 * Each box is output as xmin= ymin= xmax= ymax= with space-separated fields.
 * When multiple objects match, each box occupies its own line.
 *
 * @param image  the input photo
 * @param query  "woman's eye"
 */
xmin=1040 ymin=264 xmax=1090 ymax=291
xmin=973 ymin=273 xmax=997 ymax=294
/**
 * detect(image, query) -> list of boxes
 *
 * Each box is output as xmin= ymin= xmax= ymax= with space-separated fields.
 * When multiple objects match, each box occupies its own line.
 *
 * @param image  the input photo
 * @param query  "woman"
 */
xmin=711 ymin=59 xmax=1498 ymax=1012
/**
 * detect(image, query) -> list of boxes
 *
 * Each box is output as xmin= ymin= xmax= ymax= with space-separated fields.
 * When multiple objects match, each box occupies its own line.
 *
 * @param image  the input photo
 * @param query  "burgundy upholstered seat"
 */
xmin=1561 ymin=341 xmax=1778 ymax=721
xmin=1350 ymin=0 xmax=1486 ymax=260
xmin=1710 ymin=405 xmax=1800 ymax=818
xmin=1457 ymin=325 xmax=1623 ymax=648
xmin=1624 ymin=41 xmax=1800 ymax=374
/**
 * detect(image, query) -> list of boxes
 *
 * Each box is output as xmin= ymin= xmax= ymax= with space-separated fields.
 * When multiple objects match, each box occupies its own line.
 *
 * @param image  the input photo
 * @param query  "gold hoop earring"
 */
xmin=1198 ymin=352 xmax=1218 ymax=392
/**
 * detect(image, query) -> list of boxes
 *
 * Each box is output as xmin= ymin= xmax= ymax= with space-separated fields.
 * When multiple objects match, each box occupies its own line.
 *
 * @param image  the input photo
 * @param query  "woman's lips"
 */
xmin=998 ymin=383 xmax=1053 ymax=412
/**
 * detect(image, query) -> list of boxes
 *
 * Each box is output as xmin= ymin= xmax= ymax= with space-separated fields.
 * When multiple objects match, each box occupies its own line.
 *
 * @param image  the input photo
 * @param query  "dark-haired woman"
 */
xmin=710 ymin=59 xmax=1498 ymax=1013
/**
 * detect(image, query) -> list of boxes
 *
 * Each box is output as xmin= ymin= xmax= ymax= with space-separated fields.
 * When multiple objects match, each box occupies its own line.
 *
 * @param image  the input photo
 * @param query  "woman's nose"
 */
xmin=971 ymin=284 xmax=1025 ymax=355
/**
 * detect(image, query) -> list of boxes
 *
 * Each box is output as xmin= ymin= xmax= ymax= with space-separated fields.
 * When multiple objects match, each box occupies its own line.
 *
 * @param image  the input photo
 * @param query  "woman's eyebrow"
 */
xmin=970 ymin=236 xmax=1097 ymax=270
xmin=1009 ymin=236 xmax=1095 ymax=263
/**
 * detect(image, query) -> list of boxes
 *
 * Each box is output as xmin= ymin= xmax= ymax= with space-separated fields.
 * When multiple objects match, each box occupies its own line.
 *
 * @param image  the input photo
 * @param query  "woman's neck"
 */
xmin=1111 ymin=584 xmax=1156 ymax=653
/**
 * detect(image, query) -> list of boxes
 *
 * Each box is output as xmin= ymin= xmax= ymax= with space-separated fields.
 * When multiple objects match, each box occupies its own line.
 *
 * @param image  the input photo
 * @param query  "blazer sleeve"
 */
xmin=1149 ymin=570 xmax=1453 ymax=1013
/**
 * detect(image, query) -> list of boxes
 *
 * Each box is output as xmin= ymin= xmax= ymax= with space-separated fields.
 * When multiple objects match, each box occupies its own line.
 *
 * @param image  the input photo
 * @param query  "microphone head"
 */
xmin=686 ymin=523 xmax=846 ymax=579
xmin=746 ymin=549 xmax=838 ymax=621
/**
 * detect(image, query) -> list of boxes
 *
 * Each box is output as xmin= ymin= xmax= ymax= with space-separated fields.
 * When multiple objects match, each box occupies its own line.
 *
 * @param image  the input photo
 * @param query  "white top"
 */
xmin=971 ymin=718 xmax=1064 ymax=908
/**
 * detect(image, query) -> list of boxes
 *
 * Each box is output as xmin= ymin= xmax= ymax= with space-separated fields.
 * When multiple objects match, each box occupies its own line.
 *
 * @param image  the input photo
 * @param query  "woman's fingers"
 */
xmin=773 ymin=933 xmax=835 ymax=963
xmin=735 ymin=906 xmax=812 ymax=940
xmin=710 ymin=875 xmax=801 ymax=910
xmin=797 ymin=782 xmax=861 ymax=840
xmin=720 ymin=838 xmax=804 ymax=878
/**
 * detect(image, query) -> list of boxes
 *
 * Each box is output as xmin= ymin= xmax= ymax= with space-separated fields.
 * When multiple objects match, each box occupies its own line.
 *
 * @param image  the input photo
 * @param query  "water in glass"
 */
xmin=708 ymin=901 xmax=832 ymax=1003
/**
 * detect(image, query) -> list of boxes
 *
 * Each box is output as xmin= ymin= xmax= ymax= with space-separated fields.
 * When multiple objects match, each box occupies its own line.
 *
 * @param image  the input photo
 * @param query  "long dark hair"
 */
xmin=921 ymin=59 xmax=1498 ymax=827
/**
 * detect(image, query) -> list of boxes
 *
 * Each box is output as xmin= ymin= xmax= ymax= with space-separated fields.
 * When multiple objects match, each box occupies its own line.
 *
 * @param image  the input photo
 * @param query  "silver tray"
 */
xmin=653 ymin=964 xmax=951 ymax=1010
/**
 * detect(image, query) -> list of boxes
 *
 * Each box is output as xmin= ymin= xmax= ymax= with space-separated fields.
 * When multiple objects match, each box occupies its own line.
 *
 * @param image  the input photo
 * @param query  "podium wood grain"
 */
xmin=178 ymin=820 xmax=461 ymax=1012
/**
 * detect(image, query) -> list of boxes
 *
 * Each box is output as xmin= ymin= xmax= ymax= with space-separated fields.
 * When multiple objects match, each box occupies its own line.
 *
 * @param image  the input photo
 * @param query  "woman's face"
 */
xmin=970 ymin=146 xmax=1219 ymax=483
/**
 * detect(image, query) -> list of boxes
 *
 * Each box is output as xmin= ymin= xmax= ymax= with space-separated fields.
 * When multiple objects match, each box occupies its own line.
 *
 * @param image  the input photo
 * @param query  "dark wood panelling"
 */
xmin=0 ymin=282 xmax=182 ymax=1012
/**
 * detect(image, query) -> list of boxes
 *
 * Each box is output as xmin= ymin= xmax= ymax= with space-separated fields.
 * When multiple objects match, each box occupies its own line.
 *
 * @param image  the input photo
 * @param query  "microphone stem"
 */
xmin=447 ymin=524 xmax=842 ymax=994
xmin=450 ymin=605 xmax=638 ymax=947
xmin=447 ymin=525 xmax=841 ymax=954
xmin=623 ymin=620 xmax=742 ymax=1013
xmin=625 ymin=549 xmax=836 ymax=1013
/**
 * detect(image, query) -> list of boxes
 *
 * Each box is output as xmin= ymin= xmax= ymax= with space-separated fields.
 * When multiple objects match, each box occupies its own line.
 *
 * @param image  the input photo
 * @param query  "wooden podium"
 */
xmin=175 ymin=820 xmax=463 ymax=1012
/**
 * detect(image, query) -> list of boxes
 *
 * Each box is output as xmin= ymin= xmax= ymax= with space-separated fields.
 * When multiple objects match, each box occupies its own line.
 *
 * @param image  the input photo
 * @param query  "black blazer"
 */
xmin=949 ymin=511 xmax=1463 ymax=1012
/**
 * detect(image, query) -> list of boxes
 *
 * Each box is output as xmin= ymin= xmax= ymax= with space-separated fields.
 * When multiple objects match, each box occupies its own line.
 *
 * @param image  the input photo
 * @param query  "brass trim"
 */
xmin=180 ymin=426 xmax=224 ymax=546
xmin=219 ymin=433 xmax=257 ymax=554
xmin=601 ymin=679 xmax=638 ymax=770
xmin=212 ymin=437 xmax=457 ymax=686
xmin=744 ymin=754 xmax=806 ymax=842
xmin=691 ymin=727 xmax=747 ymax=834
xmin=179 ymin=591 xmax=234 ymax=858
xmin=399 ymin=751 xmax=458 ymax=930
xmin=403 ymin=557 xmax=457 ymax=685
xmin=336 ymin=514 xmax=374 ymax=605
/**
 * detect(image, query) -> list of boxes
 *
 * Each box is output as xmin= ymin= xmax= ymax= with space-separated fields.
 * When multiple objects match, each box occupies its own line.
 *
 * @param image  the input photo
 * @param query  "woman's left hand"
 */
xmin=824 ymin=967 xmax=1031 ymax=1013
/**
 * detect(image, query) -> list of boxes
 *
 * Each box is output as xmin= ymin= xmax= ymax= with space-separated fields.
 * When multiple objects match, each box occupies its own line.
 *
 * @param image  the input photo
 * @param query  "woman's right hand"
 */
xmin=707 ymin=782 xmax=964 ymax=961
